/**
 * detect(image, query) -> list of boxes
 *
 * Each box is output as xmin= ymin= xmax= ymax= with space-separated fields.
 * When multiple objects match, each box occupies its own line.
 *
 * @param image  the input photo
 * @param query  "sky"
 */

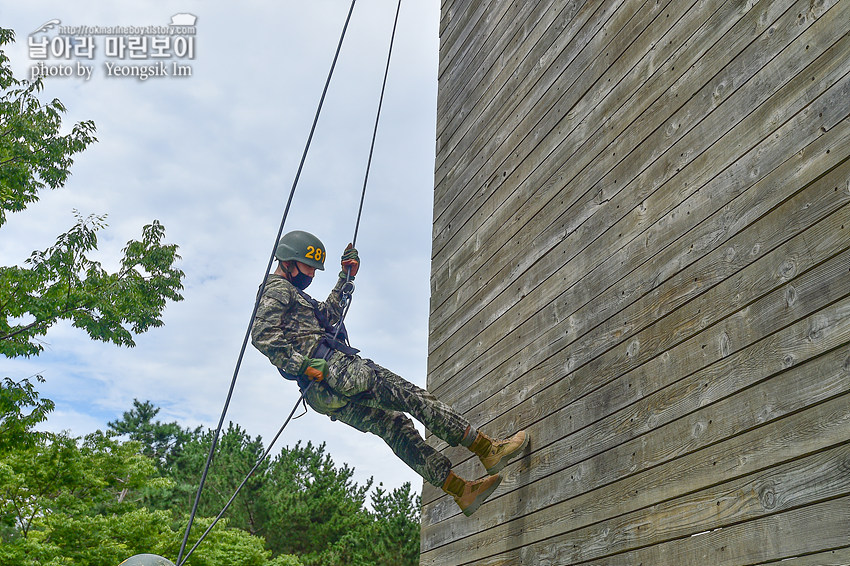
xmin=2 ymin=0 xmax=440 ymax=501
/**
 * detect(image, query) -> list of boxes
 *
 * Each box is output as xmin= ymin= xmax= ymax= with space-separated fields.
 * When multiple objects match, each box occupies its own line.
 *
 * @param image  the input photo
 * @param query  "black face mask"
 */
xmin=290 ymin=264 xmax=313 ymax=291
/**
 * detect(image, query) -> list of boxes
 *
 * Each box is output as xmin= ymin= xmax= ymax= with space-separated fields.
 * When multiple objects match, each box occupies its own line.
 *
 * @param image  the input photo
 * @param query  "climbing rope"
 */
xmin=335 ymin=0 xmax=402 ymax=338
xmin=351 ymin=0 xmax=402 ymax=247
xmin=174 ymin=2 xmax=355 ymax=563
xmin=176 ymin=380 xmax=313 ymax=564
xmin=174 ymin=1 xmax=403 ymax=564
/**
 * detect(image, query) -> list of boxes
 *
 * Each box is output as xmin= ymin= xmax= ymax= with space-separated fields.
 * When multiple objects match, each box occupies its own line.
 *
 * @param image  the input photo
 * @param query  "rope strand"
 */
xmin=175 ymin=2 xmax=358 ymax=563
xmin=352 ymin=0 xmax=403 ymax=247
xmin=176 ymin=382 xmax=314 ymax=565
xmin=174 ymin=1 xmax=403 ymax=563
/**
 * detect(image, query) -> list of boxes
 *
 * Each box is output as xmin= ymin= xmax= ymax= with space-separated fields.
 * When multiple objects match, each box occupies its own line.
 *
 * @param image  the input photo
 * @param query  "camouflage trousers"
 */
xmin=302 ymin=351 xmax=468 ymax=487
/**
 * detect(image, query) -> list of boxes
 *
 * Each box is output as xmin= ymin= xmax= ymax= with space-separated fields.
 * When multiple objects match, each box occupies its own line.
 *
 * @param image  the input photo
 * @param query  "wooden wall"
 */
xmin=422 ymin=0 xmax=850 ymax=564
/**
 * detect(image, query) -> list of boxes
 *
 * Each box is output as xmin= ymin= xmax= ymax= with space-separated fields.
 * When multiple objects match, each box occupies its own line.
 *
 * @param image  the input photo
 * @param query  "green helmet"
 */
xmin=275 ymin=230 xmax=326 ymax=270
xmin=118 ymin=555 xmax=176 ymax=566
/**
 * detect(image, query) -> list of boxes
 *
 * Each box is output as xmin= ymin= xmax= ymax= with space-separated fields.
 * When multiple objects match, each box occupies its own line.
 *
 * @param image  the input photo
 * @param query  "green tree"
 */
xmin=0 ymin=431 xmax=164 ymax=540
xmin=0 ymin=28 xmax=94 ymax=225
xmin=0 ymin=424 xmax=288 ymax=566
xmin=166 ymin=423 xmax=270 ymax=537
xmin=0 ymin=28 xmax=184 ymax=358
xmin=366 ymin=482 xmax=421 ymax=566
xmin=108 ymin=399 xmax=198 ymax=473
xmin=0 ymin=211 xmax=185 ymax=359
xmin=124 ymin=400 xmax=423 ymax=566
xmin=261 ymin=441 xmax=372 ymax=565
xmin=0 ymin=375 xmax=54 ymax=452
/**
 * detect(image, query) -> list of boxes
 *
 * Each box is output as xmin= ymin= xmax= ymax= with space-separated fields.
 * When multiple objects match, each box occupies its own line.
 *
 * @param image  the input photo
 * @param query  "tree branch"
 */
xmin=0 ymin=304 xmax=81 ymax=342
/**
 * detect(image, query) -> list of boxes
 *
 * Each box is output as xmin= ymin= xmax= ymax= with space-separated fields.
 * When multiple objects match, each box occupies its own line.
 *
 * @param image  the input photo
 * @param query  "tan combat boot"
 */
xmin=441 ymin=470 xmax=502 ymax=516
xmin=468 ymin=429 xmax=529 ymax=475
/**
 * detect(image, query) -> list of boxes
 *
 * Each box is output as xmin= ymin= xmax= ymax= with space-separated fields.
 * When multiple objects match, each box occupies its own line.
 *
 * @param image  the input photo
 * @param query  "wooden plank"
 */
xmin=433 ymin=0 xmax=673 ymax=270
xmin=456 ymin=167 xmax=850 ymax=424
xmin=423 ymin=343 xmax=850 ymax=560
xmin=429 ymin=0 xmax=836 ymax=326
xmin=422 ymin=227 xmax=850 ymax=509
xmin=428 ymin=12 xmax=850 ymax=393
xmin=436 ymin=0 xmax=675 ymax=207
xmin=423 ymin=238 xmax=850 ymax=516
xmin=432 ymin=0 xmax=648 ymax=224
xmin=427 ymin=124 xmax=850 ymax=429
xmin=430 ymin=12 xmax=816 ymax=378
xmin=752 ymin=547 xmax=850 ymax=566
xmin=434 ymin=0 xmax=643 ymax=253
xmin=429 ymin=443 xmax=850 ymax=565
xmin=430 ymin=0 xmax=848 ymax=357
xmin=425 ymin=1 xmax=850 ymax=563
xmin=433 ymin=0 xmax=701 ymax=340
xmin=438 ymin=0 xmax=452 ymax=36
xmin=434 ymin=0 xmax=678 ymax=208
xmin=438 ymin=1 xmax=517 ymax=83
xmin=433 ymin=0 xmax=630 ymax=245
xmin=460 ymin=500 xmax=850 ymax=565
xmin=436 ymin=0 xmax=593 ymax=145
xmin=421 ymin=327 xmax=850 ymax=543
xmin=421 ymin=373 xmax=850 ymax=558
xmin=437 ymin=0 xmax=489 ymax=79
xmin=437 ymin=1 xmax=555 ymax=143
xmin=436 ymin=0 xmax=594 ymax=159
xmin=433 ymin=130 xmax=850 ymax=448
xmin=438 ymin=0 xmax=521 ymax=109
xmin=431 ymin=58 xmax=850 ymax=389
xmin=430 ymin=64 xmax=850 ymax=405
xmin=429 ymin=190 xmax=850 ymax=464
xmin=429 ymin=0 xmax=793 ymax=270
xmin=422 ymin=324 xmax=850 ymax=532
xmin=583 ymin=496 xmax=850 ymax=566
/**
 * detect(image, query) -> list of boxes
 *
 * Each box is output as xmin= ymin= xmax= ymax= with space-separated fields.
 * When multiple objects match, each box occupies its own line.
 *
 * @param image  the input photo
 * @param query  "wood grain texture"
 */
xmin=424 ymin=0 xmax=850 ymax=563
xmin=421 ymin=209 xmax=850 ymax=511
xmin=430 ymin=0 xmax=817 ymax=297
xmin=422 ymin=295 xmax=850 ymax=536
xmin=752 ymin=547 xmax=850 ymax=566
xmin=424 ymin=435 xmax=850 ymax=564
xmin=430 ymin=0 xmax=849 ymax=374
xmin=429 ymin=0 xmax=841 ymax=351
xmin=421 ymin=337 xmax=850 ymax=552
xmin=425 ymin=141 xmax=850 ymax=470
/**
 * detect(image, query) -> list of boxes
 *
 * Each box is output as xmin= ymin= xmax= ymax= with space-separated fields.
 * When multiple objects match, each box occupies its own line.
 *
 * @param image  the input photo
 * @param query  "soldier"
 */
xmin=251 ymin=230 xmax=529 ymax=516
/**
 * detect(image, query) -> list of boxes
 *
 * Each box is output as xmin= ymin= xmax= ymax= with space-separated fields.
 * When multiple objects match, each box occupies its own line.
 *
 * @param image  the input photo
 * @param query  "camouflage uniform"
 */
xmin=251 ymin=273 xmax=469 ymax=487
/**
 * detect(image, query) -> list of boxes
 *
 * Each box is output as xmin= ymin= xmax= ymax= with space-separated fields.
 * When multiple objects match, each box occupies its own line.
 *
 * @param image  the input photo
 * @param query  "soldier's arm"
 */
xmin=318 ymin=276 xmax=348 ymax=328
xmin=318 ymin=244 xmax=358 ymax=326
xmin=251 ymin=280 xmax=306 ymax=375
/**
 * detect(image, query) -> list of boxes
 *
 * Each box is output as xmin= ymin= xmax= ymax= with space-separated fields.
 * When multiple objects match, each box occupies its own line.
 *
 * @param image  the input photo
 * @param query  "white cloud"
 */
xmin=2 ymin=0 xmax=440 ymax=498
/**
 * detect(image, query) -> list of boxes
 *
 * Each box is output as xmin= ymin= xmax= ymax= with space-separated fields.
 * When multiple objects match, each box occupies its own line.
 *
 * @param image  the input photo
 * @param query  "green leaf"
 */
xmin=0 ymin=28 xmax=184 ymax=358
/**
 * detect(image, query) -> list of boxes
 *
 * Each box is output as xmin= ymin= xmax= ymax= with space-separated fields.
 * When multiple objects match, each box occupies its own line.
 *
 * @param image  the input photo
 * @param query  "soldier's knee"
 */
xmin=304 ymin=382 xmax=349 ymax=415
xmin=389 ymin=411 xmax=418 ymax=434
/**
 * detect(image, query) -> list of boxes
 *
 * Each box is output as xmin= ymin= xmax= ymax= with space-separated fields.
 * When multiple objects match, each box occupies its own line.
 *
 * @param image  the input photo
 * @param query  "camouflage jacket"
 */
xmin=251 ymin=274 xmax=347 ymax=376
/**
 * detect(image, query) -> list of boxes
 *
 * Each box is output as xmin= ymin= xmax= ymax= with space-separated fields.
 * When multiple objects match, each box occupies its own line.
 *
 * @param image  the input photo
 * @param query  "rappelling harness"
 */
xmin=278 ymin=284 xmax=360 ymax=391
